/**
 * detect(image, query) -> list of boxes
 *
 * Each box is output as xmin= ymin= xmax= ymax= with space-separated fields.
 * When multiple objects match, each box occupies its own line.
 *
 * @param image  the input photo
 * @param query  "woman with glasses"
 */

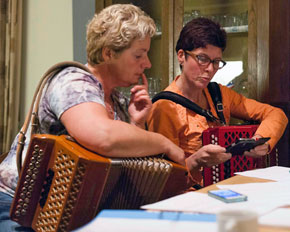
xmin=147 ymin=17 xmax=288 ymax=185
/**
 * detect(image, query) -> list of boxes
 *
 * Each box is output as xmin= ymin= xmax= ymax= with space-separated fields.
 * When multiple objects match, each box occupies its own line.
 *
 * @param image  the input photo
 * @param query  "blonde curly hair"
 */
xmin=86 ymin=4 xmax=156 ymax=65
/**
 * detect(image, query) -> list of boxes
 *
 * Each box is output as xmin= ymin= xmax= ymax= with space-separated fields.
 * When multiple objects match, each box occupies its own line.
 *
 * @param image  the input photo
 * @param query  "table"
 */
xmin=197 ymin=175 xmax=289 ymax=232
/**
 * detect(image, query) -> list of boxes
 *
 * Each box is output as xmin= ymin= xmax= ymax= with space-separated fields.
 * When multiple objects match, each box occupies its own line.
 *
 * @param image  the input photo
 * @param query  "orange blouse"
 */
xmin=147 ymin=76 xmax=288 ymax=184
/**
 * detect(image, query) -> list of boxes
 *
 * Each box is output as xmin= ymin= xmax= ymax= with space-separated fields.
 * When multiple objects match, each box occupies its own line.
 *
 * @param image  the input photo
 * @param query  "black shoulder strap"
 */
xmin=152 ymin=91 xmax=221 ymax=123
xmin=207 ymin=82 xmax=226 ymax=124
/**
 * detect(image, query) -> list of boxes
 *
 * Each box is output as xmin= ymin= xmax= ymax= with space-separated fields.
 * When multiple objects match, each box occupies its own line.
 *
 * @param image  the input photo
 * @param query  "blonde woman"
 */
xmin=0 ymin=4 xmax=193 ymax=231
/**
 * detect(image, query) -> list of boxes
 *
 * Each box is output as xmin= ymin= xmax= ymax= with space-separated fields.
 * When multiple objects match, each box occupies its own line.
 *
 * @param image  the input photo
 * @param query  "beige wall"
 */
xmin=20 ymin=0 xmax=73 ymax=124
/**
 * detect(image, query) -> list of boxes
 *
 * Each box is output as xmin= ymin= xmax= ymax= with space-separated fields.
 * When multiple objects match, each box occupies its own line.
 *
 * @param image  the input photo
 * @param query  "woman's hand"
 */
xmin=185 ymin=144 xmax=232 ymax=171
xmin=128 ymin=73 xmax=152 ymax=129
xmin=244 ymin=135 xmax=270 ymax=158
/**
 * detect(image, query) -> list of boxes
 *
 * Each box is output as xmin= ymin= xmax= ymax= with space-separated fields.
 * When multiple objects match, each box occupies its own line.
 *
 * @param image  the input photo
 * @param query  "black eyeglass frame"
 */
xmin=185 ymin=50 xmax=227 ymax=70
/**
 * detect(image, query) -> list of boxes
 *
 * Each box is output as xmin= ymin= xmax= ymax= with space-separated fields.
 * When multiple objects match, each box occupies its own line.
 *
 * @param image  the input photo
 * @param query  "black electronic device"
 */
xmin=226 ymin=137 xmax=270 ymax=156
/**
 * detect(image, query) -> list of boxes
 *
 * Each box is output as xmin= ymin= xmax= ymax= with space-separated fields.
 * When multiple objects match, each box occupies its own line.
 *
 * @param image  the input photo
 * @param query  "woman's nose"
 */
xmin=143 ymin=55 xmax=152 ymax=69
xmin=205 ymin=62 xmax=216 ymax=72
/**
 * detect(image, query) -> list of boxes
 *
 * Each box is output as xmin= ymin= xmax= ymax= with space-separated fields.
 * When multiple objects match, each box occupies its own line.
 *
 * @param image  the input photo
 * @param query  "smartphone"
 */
xmin=226 ymin=137 xmax=270 ymax=156
xmin=208 ymin=189 xmax=248 ymax=203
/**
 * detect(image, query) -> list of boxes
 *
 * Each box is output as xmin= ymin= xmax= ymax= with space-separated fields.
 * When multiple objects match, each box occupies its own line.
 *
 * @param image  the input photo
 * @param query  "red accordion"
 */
xmin=202 ymin=125 xmax=277 ymax=186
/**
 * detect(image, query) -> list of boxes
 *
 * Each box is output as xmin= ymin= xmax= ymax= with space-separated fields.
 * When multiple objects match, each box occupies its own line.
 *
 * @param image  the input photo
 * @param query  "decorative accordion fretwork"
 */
xmin=14 ymin=145 xmax=44 ymax=217
xmin=35 ymin=150 xmax=76 ymax=232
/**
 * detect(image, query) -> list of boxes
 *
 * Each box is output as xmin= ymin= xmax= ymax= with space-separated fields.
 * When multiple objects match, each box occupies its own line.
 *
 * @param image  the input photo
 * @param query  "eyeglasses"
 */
xmin=185 ymin=51 xmax=226 ymax=69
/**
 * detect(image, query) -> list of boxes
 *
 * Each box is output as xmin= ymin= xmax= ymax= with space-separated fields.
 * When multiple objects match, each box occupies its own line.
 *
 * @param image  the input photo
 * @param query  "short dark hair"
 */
xmin=175 ymin=17 xmax=227 ymax=53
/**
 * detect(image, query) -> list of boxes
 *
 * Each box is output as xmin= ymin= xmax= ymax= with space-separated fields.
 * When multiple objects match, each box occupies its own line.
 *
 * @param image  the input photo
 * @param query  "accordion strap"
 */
xmin=16 ymin=61 xmax=91 ymax=174
xmin=207 ymin=82 xmax=226 ymax=124
xmin=152 ymin=91 xmax=224 ymax=124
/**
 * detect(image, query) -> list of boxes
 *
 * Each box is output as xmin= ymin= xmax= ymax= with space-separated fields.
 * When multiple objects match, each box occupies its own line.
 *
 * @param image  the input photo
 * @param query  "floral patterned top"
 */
xmin=0 ymin=65 xmax=130 ymax=197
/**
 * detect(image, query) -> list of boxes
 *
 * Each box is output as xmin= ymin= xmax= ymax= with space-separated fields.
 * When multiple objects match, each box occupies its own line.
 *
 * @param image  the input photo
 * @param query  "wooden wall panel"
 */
xmin=256 ymin=0 xmax=269 ymax=102
xmin=248 ymin=0 xmax=258 ymax=100
xmin=268 ymin=0 xmax=290 ymax=165
xmin=269 ymin=0 xmax=290 ymax=103
xmin=161 ymin=0 xmax=174 ymax=89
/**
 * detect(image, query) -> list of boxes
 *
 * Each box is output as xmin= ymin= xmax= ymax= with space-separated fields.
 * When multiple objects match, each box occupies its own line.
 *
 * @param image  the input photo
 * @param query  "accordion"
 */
xmin=202 ymin=125 xmax=278 ymax=186
xmin=10 ymin=134 xmax=192 ymax=232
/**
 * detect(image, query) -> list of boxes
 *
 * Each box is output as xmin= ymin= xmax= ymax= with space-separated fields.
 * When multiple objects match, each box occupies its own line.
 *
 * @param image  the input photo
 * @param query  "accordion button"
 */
xmin=17 ymin=199 xmax=23 ymax=204
xmin=27 ymin=169 xmax=32 ymax=176
xmin=26 ymin=192 xmax=32 ymax=198
xmin=21 ymin=209 xmax=26 ymax=215
xmin=21 ymin=187 xmax=27 ymax=193
xmin=32 ymin=151 xmax=38 ymax=156
xmin=31 ymin=156 xmax=36 ymax=163
xmin=15 ymin=210 xmax=20 ymax=216
xmin=29 ymin=163 xmax=34 ymax=169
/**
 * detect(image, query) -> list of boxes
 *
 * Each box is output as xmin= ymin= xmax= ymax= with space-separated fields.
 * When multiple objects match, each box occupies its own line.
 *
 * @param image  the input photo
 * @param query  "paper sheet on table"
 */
xmin=141 ymin=190 xmax=285 ymax=216
xmin=235 ymin=166 xmax=290 ymax=181
xmin=217 ymin=180 xmax=290 ymax=213
xmin=259 ymin=208 xmax=290 ymax=228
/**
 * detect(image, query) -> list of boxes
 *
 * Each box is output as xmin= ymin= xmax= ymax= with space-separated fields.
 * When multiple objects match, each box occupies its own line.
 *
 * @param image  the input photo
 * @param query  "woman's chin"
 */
xmin=195 ymin=82 xmax=208 ymax=90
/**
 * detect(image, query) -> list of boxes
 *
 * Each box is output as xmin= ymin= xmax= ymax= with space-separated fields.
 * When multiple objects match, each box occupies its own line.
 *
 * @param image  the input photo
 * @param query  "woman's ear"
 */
xmin=102 ymin=47 xmax=113 ymax=61
xmin=177 ymin=49 xmax=185 ymax=65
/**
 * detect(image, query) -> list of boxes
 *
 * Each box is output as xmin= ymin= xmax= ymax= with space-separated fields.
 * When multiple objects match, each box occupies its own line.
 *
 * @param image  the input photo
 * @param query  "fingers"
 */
xmin=131 ymin=73 xmax=148 ymax=93
xmin=130 ymin=79 xmax=151 ymax=107
xmin=128 ymin=75 xmax=152 ymax=125
xmin=186 ymin=145 xmax=231 ymax=170
xmin=140 ymin=73 xmax=148 ymax=90
xmin=203 ymin=152 xmax=232 ymax=167
xmin=244 ymin=143 xmax=269 ymax=157
xmin=202 ymin=144 xmax=227 ymax=153
xmin=131 ymin=87 xmax=149 ymax=99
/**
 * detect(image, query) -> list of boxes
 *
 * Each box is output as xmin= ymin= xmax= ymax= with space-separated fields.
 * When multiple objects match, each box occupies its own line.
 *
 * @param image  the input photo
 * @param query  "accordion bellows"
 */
xmin=10 ymin=134 xmax=191 ymax=231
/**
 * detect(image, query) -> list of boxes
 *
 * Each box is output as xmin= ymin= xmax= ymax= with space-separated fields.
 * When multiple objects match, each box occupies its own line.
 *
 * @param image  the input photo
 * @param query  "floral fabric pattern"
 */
xmin=0 ymin=66 xmax=130 ymax=196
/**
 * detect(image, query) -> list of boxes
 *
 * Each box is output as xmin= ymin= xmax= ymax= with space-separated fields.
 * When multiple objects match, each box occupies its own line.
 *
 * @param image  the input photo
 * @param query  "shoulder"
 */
xmin=46 ymin=65 xmax=103 ymax=97
xmin=213 ymin=83 xmax=244 ymax=100
xmin=54 ymin=66 xmax=100 ymax=86
xmin=151 ymin=97 xmax=183 ymax=120
xmin=40 ymin=65 xmax=105 ymax=119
